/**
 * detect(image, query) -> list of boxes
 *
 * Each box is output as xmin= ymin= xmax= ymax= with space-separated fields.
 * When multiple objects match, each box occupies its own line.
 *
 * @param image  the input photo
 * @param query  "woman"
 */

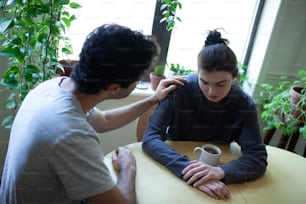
xmin=142 ymin=29 xmax=267 ymax=200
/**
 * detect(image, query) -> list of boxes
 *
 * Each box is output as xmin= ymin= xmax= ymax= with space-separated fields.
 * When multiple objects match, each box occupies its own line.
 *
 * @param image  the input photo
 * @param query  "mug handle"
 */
xmin=193 ymin=147 xmax=202 ymax=158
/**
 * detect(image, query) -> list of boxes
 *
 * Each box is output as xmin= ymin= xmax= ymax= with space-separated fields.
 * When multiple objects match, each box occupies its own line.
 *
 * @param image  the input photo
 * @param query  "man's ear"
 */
xmin=105 ymin=83 xmax=120 ymax=95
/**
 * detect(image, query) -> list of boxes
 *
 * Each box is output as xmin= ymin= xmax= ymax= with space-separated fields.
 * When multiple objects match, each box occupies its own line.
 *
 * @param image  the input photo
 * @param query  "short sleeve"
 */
xmin=49 ymin=131 xmax=115 ymax=200
xmin=86 ymin=107 xmax=98 ymax=122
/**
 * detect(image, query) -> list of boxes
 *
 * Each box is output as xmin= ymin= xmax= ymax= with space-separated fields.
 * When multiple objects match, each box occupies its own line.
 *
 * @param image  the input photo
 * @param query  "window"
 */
xmin=166 ymin=0 xmax=259 ymax=72
xmin=63 ymin=0 xmax=261 ymax=76
xmin=61 ymin=0 xmax=156 ymax=59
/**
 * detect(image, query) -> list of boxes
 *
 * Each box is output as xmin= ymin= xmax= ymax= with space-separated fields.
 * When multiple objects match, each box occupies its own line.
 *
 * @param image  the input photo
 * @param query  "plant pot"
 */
xmin=57 ymin=59 xmax=78 ymax=76
xmin=150 ymin=72 xmax=166 ymax=91
xmin=290 ymin=85 xmax=306 ymax=123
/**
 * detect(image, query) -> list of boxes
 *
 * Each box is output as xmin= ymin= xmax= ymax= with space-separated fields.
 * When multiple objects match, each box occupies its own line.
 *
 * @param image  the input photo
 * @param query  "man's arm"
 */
xmin=91 ymin=78 xmax=184 ymax=133
xmin=86 ymin=147 xmax=136 ymax=204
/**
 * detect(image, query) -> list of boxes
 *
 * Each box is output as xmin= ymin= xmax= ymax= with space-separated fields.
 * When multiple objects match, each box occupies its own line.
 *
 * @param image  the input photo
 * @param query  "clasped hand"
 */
xmin=112 ymin=147 xmax=136 ymax=172
xmin=182 ymin=160 xmax=230 ymax=200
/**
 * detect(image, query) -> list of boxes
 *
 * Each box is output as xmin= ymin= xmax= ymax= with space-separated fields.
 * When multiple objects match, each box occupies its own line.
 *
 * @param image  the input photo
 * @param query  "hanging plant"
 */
xmin=159 ymin=0 xmax=182 ymax=31
xmin=0 ymin=0 xmax=81 ymax=129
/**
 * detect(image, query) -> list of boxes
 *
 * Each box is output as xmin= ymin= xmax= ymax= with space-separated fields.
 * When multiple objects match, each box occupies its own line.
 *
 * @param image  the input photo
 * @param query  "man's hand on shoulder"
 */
xmin=153 ymin=77 xmax=185 ymax=102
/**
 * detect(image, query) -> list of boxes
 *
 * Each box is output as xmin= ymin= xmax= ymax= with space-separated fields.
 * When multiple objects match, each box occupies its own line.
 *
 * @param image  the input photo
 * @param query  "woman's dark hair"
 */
xmin=71 ymin=24 xmax=159 ymax=94
xmin=197 ymin=29 xmax=238 ymax=78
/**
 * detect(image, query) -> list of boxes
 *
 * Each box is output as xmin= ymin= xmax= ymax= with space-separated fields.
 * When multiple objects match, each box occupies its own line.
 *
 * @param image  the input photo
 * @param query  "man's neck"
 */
xmin=59 ymin=77 xmax=105 ymax=113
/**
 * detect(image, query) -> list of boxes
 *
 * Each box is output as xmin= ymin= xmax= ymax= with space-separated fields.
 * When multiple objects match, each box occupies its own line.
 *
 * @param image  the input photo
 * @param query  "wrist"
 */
xmin=147 ymin=94 xmax=160 ymax=104
xmin=216 ymin=167 xmax=225 ymax=180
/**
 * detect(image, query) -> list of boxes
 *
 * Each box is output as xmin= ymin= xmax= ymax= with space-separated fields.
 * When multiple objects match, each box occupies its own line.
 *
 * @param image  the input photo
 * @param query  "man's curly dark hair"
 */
xmin=71 ymin=24 xmax=159 ymax=94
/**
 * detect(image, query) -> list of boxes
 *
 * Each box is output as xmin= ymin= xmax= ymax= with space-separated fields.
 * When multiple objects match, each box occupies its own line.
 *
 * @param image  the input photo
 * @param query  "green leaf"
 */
xmin=5 ymin=94 xmax=17 ymax=110
xmin=61 ymin=11 xmax=70 ymax=17
xmin=61 ymin=47 xmax=73 ymax=54
xmin=25 ymin=64 xmax=40 ymax=75
xmin=62 ymin=17 xmax=71 ymax=28
xmin=0 ymin=47 xmax=25 ymax=62
xmin=162 ymin=10 xmax=169 ymax=15
xmin=177 ymin=2 xmax=182 ymax=9
xmin=166 ymin=23 xmax=174 ymax=31
xmin=160 ymin=17 xmax=166 ymax=23
xmin=168 ymin=5 xmax=175 ymax=12
xmin=0 ymin=18 xmax=13 ymax=33
xmin=0 ymin=50 xmax=15 ymax=58
xmin=1 ymin=66 xmax=20 ymax=89
xmin=70 ymin=15 xmax=76 ymax=21
xmin=1 ymin=115 xmax=14 ymax=129
xmin=166 ymin=16 xmax=174 ymax=22
xmin=5 ymin=0 xmax=18 ymax=6
xmin=54 ymin=0 xmax=70 ymax=7
xmin=37 ymin=33 xmax=48 ymax=43
xmin=160 ymin=4 xmax=168 ymax=11
xmin=7 ymin=92 xmax=16 ymax=100
xmin=70 ymin=2 xmax=81 ymax=9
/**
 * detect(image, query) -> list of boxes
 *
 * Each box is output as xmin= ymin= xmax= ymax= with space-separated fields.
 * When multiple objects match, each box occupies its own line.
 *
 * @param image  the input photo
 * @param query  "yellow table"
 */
xmin=104 ymin=141 xmax=306 ymax=204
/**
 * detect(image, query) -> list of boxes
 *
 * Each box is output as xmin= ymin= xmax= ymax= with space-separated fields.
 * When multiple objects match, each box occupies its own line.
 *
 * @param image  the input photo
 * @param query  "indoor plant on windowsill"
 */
xmin=168 ymin=63 xmax=194 ymax=77
xmin=57 ymin=59 xmax=78 ymax=76
xmin=259 ymin=70 xmax=306 ymax=139
xmin=150 ymin=65 xmax=166 ymax=90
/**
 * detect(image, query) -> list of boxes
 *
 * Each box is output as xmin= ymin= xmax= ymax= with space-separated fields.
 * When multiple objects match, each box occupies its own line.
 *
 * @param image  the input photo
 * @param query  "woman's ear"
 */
xmin=233 ymin=68 xmax=239 ymax=79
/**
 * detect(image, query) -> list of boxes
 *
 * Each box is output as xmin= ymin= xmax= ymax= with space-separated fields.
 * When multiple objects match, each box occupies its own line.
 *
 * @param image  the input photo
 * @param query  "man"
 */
xmin=0 ymin=24 xmax=184 ymax=204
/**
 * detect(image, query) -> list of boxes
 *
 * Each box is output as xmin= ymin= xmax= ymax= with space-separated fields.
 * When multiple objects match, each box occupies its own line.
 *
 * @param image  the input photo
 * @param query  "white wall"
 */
xmin=96 ymin=92 xmax=150 ymax=154
xmin=0 ymin=54 xmax=10 ymax=177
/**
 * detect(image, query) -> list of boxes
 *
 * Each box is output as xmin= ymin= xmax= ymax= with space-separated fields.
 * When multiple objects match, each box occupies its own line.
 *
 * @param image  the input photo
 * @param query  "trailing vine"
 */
xmin=0 ymin=0 xmax=81 ymax=128
xmin=160 ymin=0 xmax=182 ymax=31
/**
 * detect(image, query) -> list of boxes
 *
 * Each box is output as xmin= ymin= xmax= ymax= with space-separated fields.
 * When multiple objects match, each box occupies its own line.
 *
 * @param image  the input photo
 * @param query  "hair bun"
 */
xmin=204 ymin=29 xmax=228 ymax=47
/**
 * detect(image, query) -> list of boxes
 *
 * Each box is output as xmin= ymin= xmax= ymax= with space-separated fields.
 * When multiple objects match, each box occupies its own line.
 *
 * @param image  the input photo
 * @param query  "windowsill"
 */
xmin=131 ymin=82 xmax=154 ymax=97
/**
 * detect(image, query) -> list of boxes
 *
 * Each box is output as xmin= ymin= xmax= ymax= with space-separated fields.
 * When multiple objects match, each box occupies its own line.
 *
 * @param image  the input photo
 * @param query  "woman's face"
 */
xmin=198 ymin=69 xmax=234 ymax=102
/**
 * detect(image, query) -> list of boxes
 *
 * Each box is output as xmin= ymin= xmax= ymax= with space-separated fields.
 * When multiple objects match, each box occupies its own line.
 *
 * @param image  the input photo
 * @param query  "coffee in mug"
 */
xmin=193 ymin=144 xmax=221 ymax=166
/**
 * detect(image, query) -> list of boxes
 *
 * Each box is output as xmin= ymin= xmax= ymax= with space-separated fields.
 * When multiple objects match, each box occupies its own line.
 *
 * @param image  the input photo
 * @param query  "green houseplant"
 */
xmin=148 ymin=0 xmax=182 ymax=90
xmin=0 ymin=0 xmax=81 ymax=128
xmin=169 ymin=63 xmax=193 ymax=76
xmin=259 ymin=70 xmax=306 ymax=138
xmin=160 ymin=0 xmax=182 ymax=31
xmin=57 ymin=59 xmax=78 ymax=76
xmin=150 ymin=65 xmax=166 ymax=90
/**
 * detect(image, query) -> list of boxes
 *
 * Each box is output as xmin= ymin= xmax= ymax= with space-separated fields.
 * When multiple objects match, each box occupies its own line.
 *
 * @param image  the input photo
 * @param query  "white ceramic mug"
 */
xmin=193 ymin=144 xmax=222 ymax=166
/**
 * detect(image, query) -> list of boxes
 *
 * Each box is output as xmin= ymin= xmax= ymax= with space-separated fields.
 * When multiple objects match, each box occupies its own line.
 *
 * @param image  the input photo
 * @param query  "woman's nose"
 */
xmin=208 ymin=86 xmax=216 ymax=95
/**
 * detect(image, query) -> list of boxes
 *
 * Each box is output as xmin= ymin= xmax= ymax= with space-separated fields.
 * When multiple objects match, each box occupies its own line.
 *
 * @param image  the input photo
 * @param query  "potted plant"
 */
xmin=57 ymin=59 xmax=78 ymax=76
xmin=150 ymin=65 xmax=166 ymax=90
xmin=0 ymin=0 xmax=81 ymax=128
xmin=168 ymin=63 xmax=193 ymax=77
xmin=259 ymin=70 xmax=306 ymax=139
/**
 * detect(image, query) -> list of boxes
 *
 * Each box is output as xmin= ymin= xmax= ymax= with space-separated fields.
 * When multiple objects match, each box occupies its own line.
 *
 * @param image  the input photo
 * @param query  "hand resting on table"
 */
xmin=182 ymin=160 xmax=230 ymax=200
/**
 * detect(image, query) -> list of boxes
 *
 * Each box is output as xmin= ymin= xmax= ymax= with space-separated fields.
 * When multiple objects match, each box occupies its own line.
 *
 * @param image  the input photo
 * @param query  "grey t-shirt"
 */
xmin=0 ymin=77 xmax=115 ymax=203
